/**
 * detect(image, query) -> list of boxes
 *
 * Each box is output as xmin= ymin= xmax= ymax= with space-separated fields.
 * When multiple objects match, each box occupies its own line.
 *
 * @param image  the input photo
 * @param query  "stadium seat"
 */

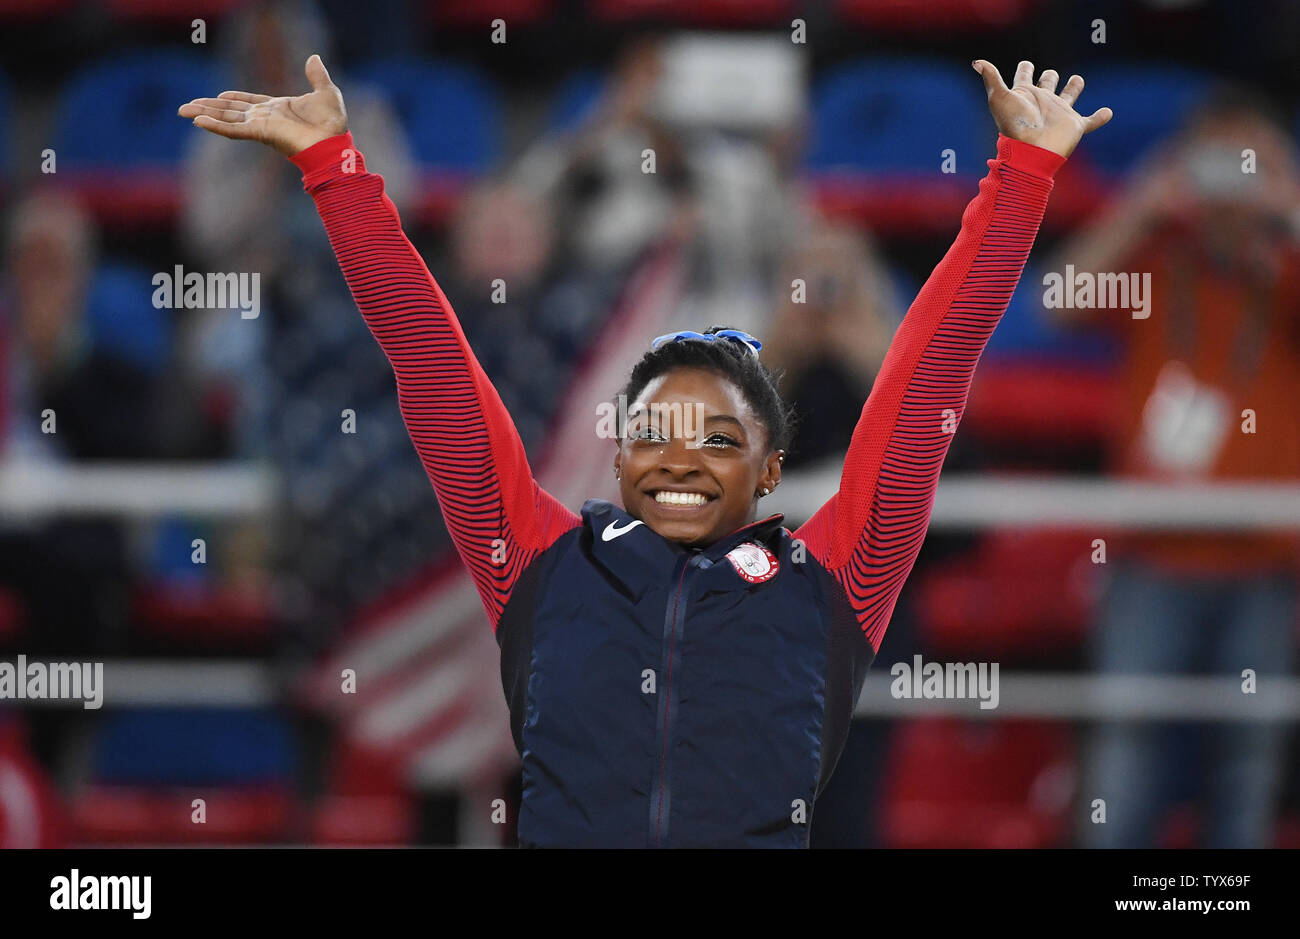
xmin=0 ymin=0 xmax=73 ymax=17
xmin=881 ymin=718 xmax=1076 ymax=848
xmin=53 ymin=51 xmax=228 ymax=224
xmin=1064 ymin=64 xmax=1212 ymax=178
xmin=103 ymin=0 xmax=244 ymax=20
xmin=431 ymin=0 xmax=554 ymax=26
xmin=913 ymin=530 xmax=1099 ymax=660
xmin=984 ymin=265 xmax=1122 ymax=365
xmin=836 ymin=0 xmax=1039 ymax=30
xmin=73 ymin=708 xmax=296 ymax=844
xmin=805 ymin=58 xmax=992 ymax=233
xmin=85 ymin=263 xmax=172 ymax=373
xmin=309 ymin=738 xmax=416 ymax=844
xmin=588 ymin=0 xmax=792 ymax=26
xmin=352 ymin=59 xmax=503 ymax=225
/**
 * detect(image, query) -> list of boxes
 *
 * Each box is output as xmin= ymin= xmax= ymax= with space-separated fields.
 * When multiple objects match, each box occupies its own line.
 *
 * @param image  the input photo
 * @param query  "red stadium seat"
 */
xmin=430 ymin=0 xmax=555 ymax=27
xmin=102 ymin=0 xmax=244 ymax=20
xmin=71 ymin=784 xmax=294 ymax=844
xmin=835 ymin=0 xmax=1039 ymax=30
xmin=588 ymin=0 xmax=793 ymax=26
xmin=0 ymin=0 xmax=74 ymax=17
xmin=965 ymin=361 xmax=1120 ymax=448
xmin=131 ymin=580 xmax=275 ymax=648
xmin=310 ymin=794 xmax=416 ymax=845
xmin=914 ymin=530 xmax=1098 ymax=659
xmin=881 ymin=718 xmax=1075 ymax=848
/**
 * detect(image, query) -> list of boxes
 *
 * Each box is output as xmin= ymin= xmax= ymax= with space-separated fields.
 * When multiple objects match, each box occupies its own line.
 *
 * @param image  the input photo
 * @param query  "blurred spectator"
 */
xmin=0 ymin=190 xmax=150 ymax=654
xmin=439 ymin=179 xmax=619 ymax=450
xmin=180 ymin=0 xmax=423 ymax=640
xmin=513 ymin=35 xmax=805 ymax=333
xmin=763 ymin=217 xmax=902 ymax=468
xmin=1 ymin=190 xmax=157 ymax=461
xmin=1047 ymin=86 xmax=1300 ymax=848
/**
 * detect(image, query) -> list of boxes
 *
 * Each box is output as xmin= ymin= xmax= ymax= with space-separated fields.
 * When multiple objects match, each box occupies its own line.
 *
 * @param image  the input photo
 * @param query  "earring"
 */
xmin=760 ymin=488 xmax=770 ymax=496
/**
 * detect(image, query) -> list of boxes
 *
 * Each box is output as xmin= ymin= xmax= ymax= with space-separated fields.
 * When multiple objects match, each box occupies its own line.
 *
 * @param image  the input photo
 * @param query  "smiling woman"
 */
xmin=179 ymin=54 xmax=1110 ymax=847
xmin=613 ymin=327 xmax=794 ymax=547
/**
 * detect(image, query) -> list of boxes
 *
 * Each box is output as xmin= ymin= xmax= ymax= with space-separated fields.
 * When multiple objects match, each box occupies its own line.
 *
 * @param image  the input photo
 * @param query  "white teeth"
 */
xmin=654 ymin=491 xmax=708 ymax=506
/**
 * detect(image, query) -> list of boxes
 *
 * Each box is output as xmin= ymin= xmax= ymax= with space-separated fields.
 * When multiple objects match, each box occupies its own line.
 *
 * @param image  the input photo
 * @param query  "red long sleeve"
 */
xmin=794 ymin=134 xmax=1066 ymax=653
xmin=290 ymin=132 xmax=580 ymax=631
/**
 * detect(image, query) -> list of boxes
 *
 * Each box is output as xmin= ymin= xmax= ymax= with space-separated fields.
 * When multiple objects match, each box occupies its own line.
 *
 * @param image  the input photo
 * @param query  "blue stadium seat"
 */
xmin=91 ymin=709 xmax=295 ymax=787
xmin=352 ymin=58 xmax=503 ymax=225
xmin=805 ymin=58 xmax=993 ymax=233
xmin=53 ymin=51 xmax=227 ymax=223
xmin=352 ymin=58 xmax=502 ymax=175
xmin=55 ymin=51 xmax=226 ymax=170
xmin=85 ymin=262 xmax=171 ymax=373
xmin=1067 ymin=64 xmax=1212 ymax=177
xmin=984 ymin=263 xmax=1119 ymax=364
xmin=806 ymin=57 xmax=989 ymax=177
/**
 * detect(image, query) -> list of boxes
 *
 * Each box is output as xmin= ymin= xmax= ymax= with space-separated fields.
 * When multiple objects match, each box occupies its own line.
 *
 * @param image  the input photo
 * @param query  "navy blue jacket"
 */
xmin=498 ymin=500 xmax=873 ymax=847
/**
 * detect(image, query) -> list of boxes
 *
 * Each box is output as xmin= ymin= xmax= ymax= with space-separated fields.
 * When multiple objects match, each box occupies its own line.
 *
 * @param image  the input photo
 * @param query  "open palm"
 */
xmin=974 ymin=59 xmax=1112 ymax=158
xmin=177 ymin=54 xmax=347 ymax=157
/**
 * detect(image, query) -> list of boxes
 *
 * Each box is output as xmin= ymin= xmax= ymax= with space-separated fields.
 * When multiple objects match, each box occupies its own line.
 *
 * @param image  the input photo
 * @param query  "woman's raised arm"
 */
xmin=180 ymin=56 xmax=580 ymax=630
xmin=793 ymin=61 xmax=1110 ymax=652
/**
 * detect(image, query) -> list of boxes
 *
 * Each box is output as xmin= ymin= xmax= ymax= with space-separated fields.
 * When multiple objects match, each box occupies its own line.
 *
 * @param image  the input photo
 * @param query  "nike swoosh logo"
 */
xmin=601 ymin=519 xmax=644 ymax=542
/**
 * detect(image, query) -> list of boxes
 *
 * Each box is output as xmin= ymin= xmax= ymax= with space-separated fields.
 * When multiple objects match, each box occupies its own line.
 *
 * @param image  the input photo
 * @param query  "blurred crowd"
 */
xmin=0 ymin=0 xmax=1297 ymax=847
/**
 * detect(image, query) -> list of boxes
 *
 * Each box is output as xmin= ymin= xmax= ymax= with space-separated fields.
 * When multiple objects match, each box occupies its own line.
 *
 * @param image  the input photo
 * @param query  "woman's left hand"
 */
xmin=973 ymin=59 xmax=1112 ymax=158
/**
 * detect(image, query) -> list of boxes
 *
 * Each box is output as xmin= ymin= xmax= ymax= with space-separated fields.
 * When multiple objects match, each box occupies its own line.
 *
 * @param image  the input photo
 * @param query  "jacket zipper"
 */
xmin=650 ymin=554 xmax=702 ymax=847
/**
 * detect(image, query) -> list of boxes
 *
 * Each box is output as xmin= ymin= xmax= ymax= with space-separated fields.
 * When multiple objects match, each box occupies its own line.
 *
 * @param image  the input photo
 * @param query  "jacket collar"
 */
xmin=581 ymin=499 xmax=785 ymax=595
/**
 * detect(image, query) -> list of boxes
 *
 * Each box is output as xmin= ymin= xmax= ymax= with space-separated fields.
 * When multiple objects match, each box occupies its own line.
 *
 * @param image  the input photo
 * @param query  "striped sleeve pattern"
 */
xmin=794 ymin=134 xmax=1066 ymax=653
xmin=290 ymin=132 xmax=580 ymax=631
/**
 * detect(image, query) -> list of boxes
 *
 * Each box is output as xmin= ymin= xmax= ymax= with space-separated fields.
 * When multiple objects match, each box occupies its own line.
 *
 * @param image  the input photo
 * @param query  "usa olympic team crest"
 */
xmin=725 ymin=542 xmax=779 ymax=584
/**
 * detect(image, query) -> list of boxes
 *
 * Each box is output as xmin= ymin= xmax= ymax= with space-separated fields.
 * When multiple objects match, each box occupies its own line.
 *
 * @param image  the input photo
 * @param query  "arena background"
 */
xmin=0 ymin=0 xmax=1297 ymax=848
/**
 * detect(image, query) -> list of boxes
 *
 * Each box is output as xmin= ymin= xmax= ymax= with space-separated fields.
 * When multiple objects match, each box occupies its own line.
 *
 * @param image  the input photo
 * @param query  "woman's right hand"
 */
xmin=178 ymin=54 xmax=347 ymax=157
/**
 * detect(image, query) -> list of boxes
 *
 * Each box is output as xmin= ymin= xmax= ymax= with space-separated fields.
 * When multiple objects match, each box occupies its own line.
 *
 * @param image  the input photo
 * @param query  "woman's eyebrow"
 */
xmin=704 ymin=415 xmax=744 ymax=429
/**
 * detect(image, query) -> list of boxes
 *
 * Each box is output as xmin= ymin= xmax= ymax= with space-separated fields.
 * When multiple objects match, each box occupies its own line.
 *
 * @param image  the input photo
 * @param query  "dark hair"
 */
xmin=615 ymin=326 xmax=797 ymax=453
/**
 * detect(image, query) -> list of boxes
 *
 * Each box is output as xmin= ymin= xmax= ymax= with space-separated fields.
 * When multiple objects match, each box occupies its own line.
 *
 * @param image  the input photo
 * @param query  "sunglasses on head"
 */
xmin=650 ymin=329 xmax=763 ymax=358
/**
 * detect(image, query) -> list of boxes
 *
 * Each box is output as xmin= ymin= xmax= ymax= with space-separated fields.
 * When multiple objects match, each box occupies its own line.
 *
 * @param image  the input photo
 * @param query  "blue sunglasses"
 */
xmin=650 ymin=328 xmax=763 ymax=358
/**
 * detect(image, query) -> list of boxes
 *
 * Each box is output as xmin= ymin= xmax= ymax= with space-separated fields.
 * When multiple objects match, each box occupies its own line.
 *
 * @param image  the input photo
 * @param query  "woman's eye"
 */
xmin=633 ymin=426 xmax=667 ymax=442
xmin=703 ymin=434 xmax=737 ymax=448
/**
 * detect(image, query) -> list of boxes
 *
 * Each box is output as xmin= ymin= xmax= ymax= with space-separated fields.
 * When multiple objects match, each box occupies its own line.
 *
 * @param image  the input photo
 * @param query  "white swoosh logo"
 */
xmin=601 ymin=519 xmax=644 ymax=542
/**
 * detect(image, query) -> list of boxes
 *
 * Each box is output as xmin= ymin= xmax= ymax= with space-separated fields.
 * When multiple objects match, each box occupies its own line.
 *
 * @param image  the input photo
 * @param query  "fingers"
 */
xmin=972 ymin=59 xmax=1008 ymax=100
xmin=1082 ymin=106 xmax=1114 ymax=133
xmin=218 ymin=90 xmax=271 ymax=104
xmin=305 ymin=53 xmax=333 ymax=91
xmin=1058 ymin=74 xmax=1084 ymax=107
xmin=178 ymin=99 xmax=252 ymax=127
xmin=189 ymin=114 xmax=259 ymax=140
xmin=1036 ymin=68 xmax=1059 ymax=94
xmin=1013 ymin=60 xmax=1034 ymax=88
xmin=180 ymin=97 xmax=252 ymax=115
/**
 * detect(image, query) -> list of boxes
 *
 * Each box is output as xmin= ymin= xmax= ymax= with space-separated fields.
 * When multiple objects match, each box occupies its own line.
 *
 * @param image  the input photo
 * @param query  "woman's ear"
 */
xmin=613 ymin=452 xmax=622 ymax=481
xmin=760 ymin=449 xmax=784 ymax=494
